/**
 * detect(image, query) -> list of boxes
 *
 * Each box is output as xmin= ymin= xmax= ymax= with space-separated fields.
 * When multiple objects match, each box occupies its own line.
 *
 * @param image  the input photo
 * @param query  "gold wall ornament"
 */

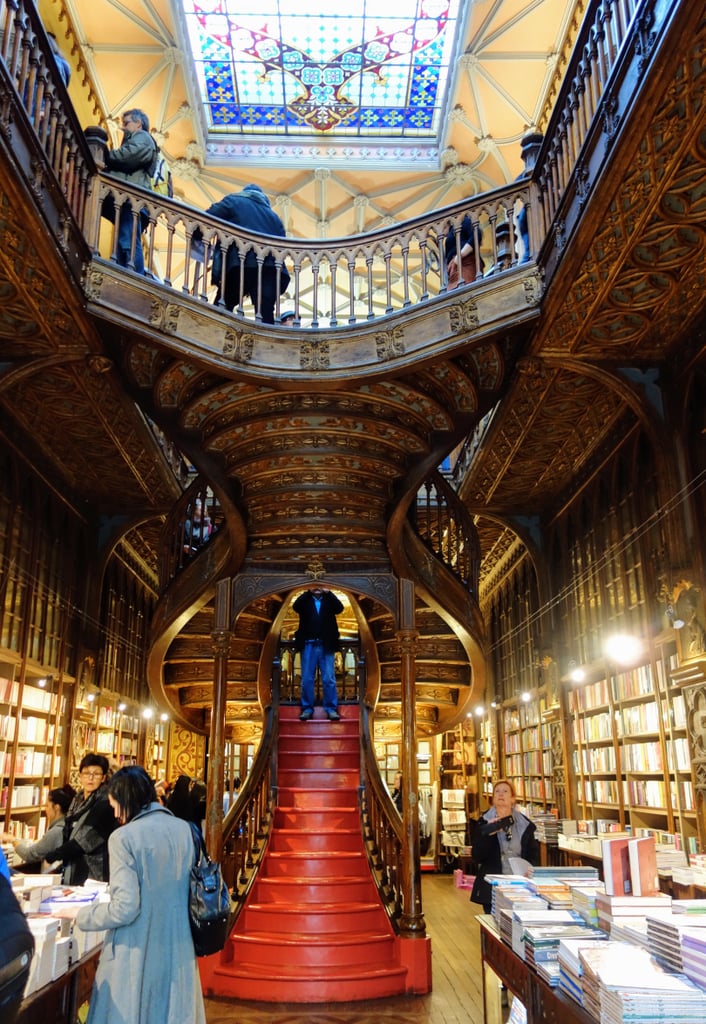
xmin=306 ymin=558 xmax=327 ymax=580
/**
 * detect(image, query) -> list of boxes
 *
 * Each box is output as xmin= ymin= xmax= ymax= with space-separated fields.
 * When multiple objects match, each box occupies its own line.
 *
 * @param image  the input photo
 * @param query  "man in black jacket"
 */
xmin=293 ymin=586 xmax=344 ymax=721
xmin=207 ymin=184 xmax=290 ymax=324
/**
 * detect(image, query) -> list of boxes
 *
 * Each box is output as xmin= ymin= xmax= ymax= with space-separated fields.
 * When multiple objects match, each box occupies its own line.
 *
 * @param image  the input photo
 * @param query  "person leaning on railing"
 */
xmin=101 ymin=108 xmax=157 ymax=276
xmin=444 ymin=214 xmax=477 ymax=288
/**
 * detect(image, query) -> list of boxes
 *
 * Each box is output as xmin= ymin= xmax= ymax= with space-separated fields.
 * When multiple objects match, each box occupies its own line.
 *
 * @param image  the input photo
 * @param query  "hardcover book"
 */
xmin=628 ymin=836 xmax=659 ymax=897
xmin=601 ymin=837 xmax=631 ymax=896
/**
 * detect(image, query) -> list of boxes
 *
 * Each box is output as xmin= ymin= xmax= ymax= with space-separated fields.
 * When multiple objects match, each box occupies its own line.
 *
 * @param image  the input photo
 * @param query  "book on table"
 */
xmin=601 ymin=837 xmax=631 ymax=896
xmin=628 ymin=836 xmax=659 ymax=897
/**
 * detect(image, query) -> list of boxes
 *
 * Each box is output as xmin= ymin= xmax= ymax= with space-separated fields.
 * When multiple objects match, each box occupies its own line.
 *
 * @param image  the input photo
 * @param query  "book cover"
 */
xmin=628 ymin=836 xmax=659 ymax=897
xmin=601 ymin=837 xmax=631 ymax=896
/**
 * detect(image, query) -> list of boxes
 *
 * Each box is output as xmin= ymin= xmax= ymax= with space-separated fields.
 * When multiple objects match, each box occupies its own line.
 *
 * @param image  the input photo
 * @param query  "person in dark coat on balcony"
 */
xmin=293 ymin=586 xmax=344 ymax=721
xmin=206 ymin=184 xmax=290 ymax=324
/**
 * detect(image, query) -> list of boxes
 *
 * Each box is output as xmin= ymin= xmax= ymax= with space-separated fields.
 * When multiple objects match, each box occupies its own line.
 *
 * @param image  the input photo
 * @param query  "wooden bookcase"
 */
xmin=568 ymin=635 xmax=697 ymax=850
xmin=500 ymin=691 xmax=555 ymax=815
xmin=0 ymin=660 xmax=70 ymax=841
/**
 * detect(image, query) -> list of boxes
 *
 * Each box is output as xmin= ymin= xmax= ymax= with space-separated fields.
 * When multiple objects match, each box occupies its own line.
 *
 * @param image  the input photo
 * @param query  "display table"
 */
xmin=478 ymin=915 xmax=595 ymax=1024
xmin=17 ymin=949 xmax=100 ymax=1024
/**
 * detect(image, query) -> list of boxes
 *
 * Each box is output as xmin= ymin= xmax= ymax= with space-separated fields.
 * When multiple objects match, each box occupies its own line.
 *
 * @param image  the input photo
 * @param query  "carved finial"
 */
xmin=305 ymin=558 xmax=326 ymax=581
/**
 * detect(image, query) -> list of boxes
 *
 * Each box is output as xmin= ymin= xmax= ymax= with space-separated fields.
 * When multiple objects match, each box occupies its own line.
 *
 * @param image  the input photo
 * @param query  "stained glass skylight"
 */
xmin=180 ymin=0 xmax=463 ymax=140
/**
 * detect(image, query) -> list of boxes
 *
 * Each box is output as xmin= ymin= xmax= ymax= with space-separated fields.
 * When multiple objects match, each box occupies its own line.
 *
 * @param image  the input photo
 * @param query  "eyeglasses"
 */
xmin=81 ymin=769 xmax=105 ymax=778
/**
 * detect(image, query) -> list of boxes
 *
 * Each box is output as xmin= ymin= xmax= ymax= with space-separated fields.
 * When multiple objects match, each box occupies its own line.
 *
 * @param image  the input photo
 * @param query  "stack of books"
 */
xmin=532 ymin=814 xmax=559 ymax=845
xmin=556 ymin=932 xmax=611 ymax=1006
xmin=569 ymin=884 xmax=605 ymax=927
xmin=594 ymin=891 xmax=672 ymax=932
xmin=580 ymin=941 xmax=706 ymax=1024
xmin=647 ymin=909 xmax=706 ymax=972
xmin=682 ymin=931 xmax=706 ymax=990
xmin=523 ymin=922 xmax=595 ymax=985
xmin=511 ymin=908 xmax=585 ymax=960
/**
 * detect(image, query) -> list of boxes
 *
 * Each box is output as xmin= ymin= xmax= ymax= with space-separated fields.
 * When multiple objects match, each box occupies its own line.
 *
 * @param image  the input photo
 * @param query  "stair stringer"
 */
xmin=199 ymin=705 xmax=431 ymax=1002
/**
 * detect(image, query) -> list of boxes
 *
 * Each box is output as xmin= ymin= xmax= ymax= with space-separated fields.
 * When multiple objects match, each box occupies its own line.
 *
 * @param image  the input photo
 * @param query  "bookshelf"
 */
xmin=0 ymin=662 xmax=69 ymax=842
xmin=568 ymin=637 xmax=697 ymax=851
xmin=478 ymin=712 xmax=497 ymax=807
xmin=500 ymin=692 xmax=556 ymax=815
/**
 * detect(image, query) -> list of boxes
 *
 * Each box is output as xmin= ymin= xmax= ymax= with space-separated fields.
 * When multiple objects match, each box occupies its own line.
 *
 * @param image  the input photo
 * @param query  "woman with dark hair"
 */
xmin=52 ymin=754 xmax=116 ymax=883
xmin=166 ymin=773 xmax=194 ymax=820
xmin=470 ymin=778 xmax=539 ymax=913
xmin=75 ymin=765 xmax=206 ymax=1024
xmin=1 ymin=785 xmax=75 ymax=869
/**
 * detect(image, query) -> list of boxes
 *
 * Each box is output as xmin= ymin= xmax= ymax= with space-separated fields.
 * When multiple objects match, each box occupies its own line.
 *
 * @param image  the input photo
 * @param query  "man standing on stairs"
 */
xmin=293 ymin=586 xmax=344 ymax=721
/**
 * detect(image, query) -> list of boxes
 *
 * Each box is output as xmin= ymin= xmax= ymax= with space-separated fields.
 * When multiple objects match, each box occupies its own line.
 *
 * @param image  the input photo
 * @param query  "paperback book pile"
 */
xmin=681 ymin=931 xmax=706 ymax=990
xmin=556 ymin=933 xmax=611 ymax=1006
xmin=608 ymin=916 xmax=650 ymax=949
xmin=594 ymin=891 xmax=672 ymax=932
xmin=523 ymin=922 xmax=596 ymax=985
xmin=570 ymin=885 xmax=605 ymax=927
xmin=580 ymin=941 xmax=706 ymax=1024
xmin=526 ymin=880 xmax=574 ymax=909
xmin=647 ymin=910 xmax=706 ymax=972
xmin=511 ymin=908 xmax=585 ymax=960
xmin=532 ymin=814 xmax=559 ymax=845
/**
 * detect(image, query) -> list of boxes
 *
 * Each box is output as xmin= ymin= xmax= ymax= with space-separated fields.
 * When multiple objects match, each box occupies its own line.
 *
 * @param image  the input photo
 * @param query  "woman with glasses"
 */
xmin=470 ymin=778 xmax=539 ymax=913
xmin=74 ymin=766 xmax=206 ymax=1024
xmin=52 ymin=754 xmax=116 ymax=884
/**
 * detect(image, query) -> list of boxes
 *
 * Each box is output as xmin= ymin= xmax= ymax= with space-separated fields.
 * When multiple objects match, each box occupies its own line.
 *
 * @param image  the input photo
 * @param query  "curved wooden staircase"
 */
xmin=200 ymin=706 xmax=420 ymax=1002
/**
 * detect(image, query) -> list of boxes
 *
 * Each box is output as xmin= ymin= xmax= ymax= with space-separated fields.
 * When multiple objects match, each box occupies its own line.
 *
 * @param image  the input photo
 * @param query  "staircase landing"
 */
xmin=200 ymin=705 xmax=431 ymax=1002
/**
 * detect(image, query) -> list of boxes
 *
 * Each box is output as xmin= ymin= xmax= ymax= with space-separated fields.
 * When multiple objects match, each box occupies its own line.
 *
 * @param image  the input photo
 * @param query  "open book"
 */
xmin=508 ymin=856 xmax=534 ymax=877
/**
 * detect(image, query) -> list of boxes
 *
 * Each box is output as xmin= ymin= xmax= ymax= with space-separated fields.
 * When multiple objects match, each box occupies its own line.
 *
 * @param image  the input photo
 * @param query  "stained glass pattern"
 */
xmin=180 ymin=0 xmax=462 ymax=138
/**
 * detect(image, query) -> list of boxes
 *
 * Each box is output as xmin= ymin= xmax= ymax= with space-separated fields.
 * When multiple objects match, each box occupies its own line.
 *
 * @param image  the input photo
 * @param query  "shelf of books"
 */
xmin=478 ymin=713 xmax=497 ymax=806
xmin=0 ymin=660 xmax=69 ymax=842
xmin=568 ymin=637 xmax=697 ymax=853
xmin=500 ymin=692 xmax=554 ymax=815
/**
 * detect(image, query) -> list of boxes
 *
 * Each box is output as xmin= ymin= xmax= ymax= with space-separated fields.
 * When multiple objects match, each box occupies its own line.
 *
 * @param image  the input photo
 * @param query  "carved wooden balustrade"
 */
xmin=410 ymin=470 xmax=481 ymax=593
xmin=88 ymin=173 xmax=533 ymax=328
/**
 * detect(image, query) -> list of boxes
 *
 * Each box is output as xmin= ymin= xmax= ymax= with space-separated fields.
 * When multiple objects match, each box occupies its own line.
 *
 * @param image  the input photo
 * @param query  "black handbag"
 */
xmin=188 ymin=822 xmax=232 ymax=957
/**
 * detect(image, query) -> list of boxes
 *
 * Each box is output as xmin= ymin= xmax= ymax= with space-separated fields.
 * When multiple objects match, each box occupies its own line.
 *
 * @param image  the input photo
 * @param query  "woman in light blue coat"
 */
xmin=75 ymin=766 xmax=206 ymax=1024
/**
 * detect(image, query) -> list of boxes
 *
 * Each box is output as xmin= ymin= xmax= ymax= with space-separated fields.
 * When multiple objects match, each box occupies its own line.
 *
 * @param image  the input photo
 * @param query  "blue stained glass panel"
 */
xmin=180 ymin=0 xmax=462 ymax=139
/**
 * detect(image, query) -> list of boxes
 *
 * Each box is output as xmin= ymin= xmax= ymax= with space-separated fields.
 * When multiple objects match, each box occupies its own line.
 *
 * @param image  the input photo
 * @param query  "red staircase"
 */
xmin=201 ymin=705 xmax=409 ymax=1002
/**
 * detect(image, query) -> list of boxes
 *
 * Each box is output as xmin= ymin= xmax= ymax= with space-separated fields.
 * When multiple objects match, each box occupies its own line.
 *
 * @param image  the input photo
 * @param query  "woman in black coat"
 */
xmin=470 ymin=778 xmax=539 ymax=913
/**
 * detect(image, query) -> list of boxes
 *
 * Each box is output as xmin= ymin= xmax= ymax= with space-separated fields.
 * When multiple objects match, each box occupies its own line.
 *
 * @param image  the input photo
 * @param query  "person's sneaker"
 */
xmin=299 ymin=709 xmax=313 ymax=721
xmin=326 ymin=710 xmax=341 ymax=721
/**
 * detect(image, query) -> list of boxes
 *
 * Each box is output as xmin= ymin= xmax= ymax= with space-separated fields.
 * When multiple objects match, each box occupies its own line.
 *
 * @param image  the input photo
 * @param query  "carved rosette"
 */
xmin=223 ymin=329 xmax=254 ymax=362
xmin=375 ymin=327 xmax=405 ymax=361
xmin=300 ymin=340 xmax=330 ymax=369
xmin=449 ymin=300 xmax=479 ymax=333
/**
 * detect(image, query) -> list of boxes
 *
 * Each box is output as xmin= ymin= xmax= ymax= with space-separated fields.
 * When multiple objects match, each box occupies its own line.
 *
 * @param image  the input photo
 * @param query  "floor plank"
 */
xmin=205 ymin=873 xmax=486 ymax=1024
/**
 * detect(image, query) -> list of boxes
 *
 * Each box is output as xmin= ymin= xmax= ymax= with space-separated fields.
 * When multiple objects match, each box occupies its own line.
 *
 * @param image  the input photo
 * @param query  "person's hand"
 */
xmin=448 ymin=256 xmax=458 ymax=275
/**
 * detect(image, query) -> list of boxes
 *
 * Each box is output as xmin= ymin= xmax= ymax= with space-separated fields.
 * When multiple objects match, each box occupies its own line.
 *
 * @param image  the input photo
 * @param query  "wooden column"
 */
xmin=205 ymin=578 xmax=232 ymax=860
xmin=397 ymin=576 xmax=426 ymax=938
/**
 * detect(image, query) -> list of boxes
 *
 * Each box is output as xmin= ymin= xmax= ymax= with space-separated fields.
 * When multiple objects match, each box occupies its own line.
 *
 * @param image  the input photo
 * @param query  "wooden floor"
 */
xmin=205 ymin=873 xmax=486 ymax=1024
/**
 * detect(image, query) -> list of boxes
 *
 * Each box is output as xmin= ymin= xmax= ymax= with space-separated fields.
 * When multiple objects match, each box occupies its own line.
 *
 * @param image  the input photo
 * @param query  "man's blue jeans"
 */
xmin=117 ymin=201 xmax=145 ymax=274
xmin=300 ymin=641 xmax=338 ymax=714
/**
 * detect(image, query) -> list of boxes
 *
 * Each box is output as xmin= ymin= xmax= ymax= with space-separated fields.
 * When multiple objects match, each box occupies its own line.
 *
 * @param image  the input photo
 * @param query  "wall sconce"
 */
xmin=160 ymin=713 xmax=169 ymax=723
xmin=666 ymin=604 xmax=685 ymax=629
xmin=118 ymin=702 xmax=126 ymax=712
xmin=142 ymin=707 xmax=154 ymax=720
xmin=568 ymin=660 xmax=586 ymax=684
xmin=521 ymin=691 xmax=531 ymax=702
xmin=474 ymin=705 xmax=485 ymax=717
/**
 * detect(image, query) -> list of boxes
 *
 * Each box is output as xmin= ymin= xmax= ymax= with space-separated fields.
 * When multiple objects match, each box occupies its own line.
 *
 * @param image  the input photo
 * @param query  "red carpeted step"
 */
xmin=268 ymin=827 xmax=363 ymax=853
xmin=277 ymin=786 xmax=358 ymax=809
xmin=251 ymin=875 xmax=379 ymax=904
xmin=273 ymin=806 xmax=359 ymax=829
xmin=278 ymin=767 xmax=359 ymax=788
xmin=209 ymin=960 xmax=409 ymax=1003
xmin=278 ymin=750 xmax=359 ymax=771
xmin=262 ymin=849 xmax=369 ymax=877
xmin=230 ymin=929 xmax=395 ymax=967
xmin=241 ymin=900 xmax=387 ymax=934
